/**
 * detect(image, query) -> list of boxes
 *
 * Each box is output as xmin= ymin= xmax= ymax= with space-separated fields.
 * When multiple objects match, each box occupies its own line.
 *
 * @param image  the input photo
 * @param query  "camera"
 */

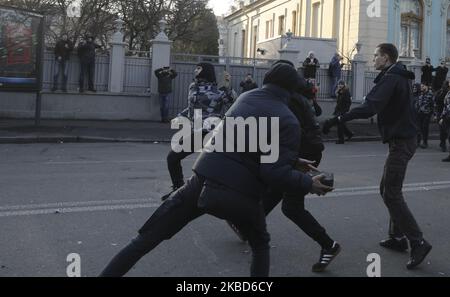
xmin=307 ymin=171 xmax=334 ymax=188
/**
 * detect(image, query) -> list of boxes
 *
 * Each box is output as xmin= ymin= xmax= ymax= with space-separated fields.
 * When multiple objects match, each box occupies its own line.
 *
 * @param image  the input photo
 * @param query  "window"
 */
xmin=399 ymin=0 xmax=423 ymax=58
xmin=252 ymin=25 xmax=258 ymax=58
xmin=265 ymin=20 xmax=273 ymax=39
xmin=292 ymin=11 xmax=298 ymax=36
xmin=278 ymin=15 xmax=285 ymax=35
xmin=312 ymin=2 xmax=320 ymax=38
xmin=241 ymin=30 xmax=247 ymax=57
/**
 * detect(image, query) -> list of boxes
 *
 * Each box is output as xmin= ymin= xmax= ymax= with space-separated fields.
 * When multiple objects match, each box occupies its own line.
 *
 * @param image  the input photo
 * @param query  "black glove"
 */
xmin=322 ymin=117 xmax=339 ymax=135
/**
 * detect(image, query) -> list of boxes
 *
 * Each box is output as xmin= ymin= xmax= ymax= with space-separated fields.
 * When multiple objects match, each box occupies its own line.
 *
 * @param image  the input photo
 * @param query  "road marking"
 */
xmin=340 ymin=152 xmax=443 ymax=158
xmin=0 ymin=181 xmax=449 ymax=218
xmin=43 ymin=159 xmax=166 ymax=165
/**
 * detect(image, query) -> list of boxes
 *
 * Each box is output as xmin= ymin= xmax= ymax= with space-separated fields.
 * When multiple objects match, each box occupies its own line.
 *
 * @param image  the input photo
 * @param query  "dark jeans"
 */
xmin=263 ymin=189 xmax=334 ymax=249
xmin=79 ymin=61 xmax=95 ymax=90
xmin=380 ymin=137 xmax=423 ymax=243
xmin=337 ymin=122 xmax=353 ymax=142
xmin=417 ymin=113 xmax=432 ymax=144
xmin=440 ymin=119 xmax=450 ymax=147
xmin=53 ymin=59 xmax=69 ymax=90
xmin=167 ymin=132 xmax=206 ymax=188
xmin=99 ymin=174 xmax=270 ymax=277
xmin=159 ymin=93 xmax=170 ymax=121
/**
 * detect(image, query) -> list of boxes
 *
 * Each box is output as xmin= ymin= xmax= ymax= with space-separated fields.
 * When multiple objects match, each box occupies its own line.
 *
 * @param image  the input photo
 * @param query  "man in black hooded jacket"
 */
xmin=99 ymin=62 xmax=333 ymax=277
xmin=323 ymin=43 xmax=432 ymax=270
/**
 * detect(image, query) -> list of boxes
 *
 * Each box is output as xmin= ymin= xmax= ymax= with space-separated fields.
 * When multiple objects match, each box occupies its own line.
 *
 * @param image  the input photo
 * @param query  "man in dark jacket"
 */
xmin=323 ymin=43 xmax=432 ymax=270
xmin=329 ymin=53 xmax=343 ymax=98
xmin=240 ymin=73 xmax=258 ymax=94
xmin=77 ymin=36 xmax=101 ymax=93
xmin=435 ymin=80 xmax=450 ymax=152
xmin=155 ymin=67 xmax=178 ymax=123
xmin=303 ymin=51 xmax=320 ymax=80
xmin=52 ymin=34 xmax=73 ymax=92
xmin=433 ymin=60 xmax=448 ymax=92
xmin=99 ymin=62 xmax=333 ymax=277
xmin=333 ymin=80 xmax=353 ymax=144
xmin=421 ymin=58 xmax=434 ymax=87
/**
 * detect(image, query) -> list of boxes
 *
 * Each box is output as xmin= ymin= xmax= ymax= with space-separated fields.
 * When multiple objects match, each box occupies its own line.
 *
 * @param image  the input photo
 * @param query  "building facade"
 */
xmin=221 ymin=0 xmax=450 ymax=64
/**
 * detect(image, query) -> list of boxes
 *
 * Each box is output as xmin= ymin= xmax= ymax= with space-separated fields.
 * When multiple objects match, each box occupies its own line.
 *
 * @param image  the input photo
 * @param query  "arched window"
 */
xmin=399 ymin=0 xmax=423 ymax=58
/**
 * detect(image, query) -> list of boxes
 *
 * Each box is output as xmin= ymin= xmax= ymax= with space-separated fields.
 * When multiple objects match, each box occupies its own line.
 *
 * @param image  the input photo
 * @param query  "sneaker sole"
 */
xmin=312 ymin=245 xmax=341 ymax=273
xmin=407 ymin=245 xmax=432 ymax=270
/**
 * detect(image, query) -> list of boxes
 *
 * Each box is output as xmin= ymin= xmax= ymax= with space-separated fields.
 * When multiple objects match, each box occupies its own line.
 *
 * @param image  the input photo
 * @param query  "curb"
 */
xmin=0 ymin=134 xmax=442 ymax=145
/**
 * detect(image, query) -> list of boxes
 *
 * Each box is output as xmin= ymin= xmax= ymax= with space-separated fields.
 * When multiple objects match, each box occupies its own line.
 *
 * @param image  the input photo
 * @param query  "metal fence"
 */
xmin=123 ymin=56 xmax=151 ymax=93
xmin=364 ymin=70 xmax=379 ymax=98
xmin=43 ymin=51 xmax=109 ymax=92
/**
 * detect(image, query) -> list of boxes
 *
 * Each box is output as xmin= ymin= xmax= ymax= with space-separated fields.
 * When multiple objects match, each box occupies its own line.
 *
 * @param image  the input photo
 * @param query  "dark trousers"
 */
xmin=159 ymin=94 xmax=170 ymax=121
xmin=167 ymin=132 xmax=206 ymax=188
xmin=79 ymin=61 xmax=95 ymax=90
xmin=440 ymin=120 xmax=450 ymax=147
xmin=417 ymin=113 xmax=432 ymax=144
xmin=380 ymin=137 xmax=423 ymax=244
xmin=53 ymin=59 xmax=68 ymax=90
xmin=337 ymin=122 xmax=353 ymax=142
xmin=100 ymin=174 xmax=270 ymax=277
xmin=262 ymin=151 xmax=333 ymax=249
xmin=263 ymin=189 xmax=334 ymax=249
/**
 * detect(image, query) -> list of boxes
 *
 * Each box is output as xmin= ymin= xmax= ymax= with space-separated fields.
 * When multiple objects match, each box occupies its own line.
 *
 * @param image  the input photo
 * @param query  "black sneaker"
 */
xmin=379 ymin=237 xmax=408 ymax=252
xmin=312 ymin=242 xmax=341 ymax=273
xmin=407 ymin=240 xmax=432 ymax=270
xmin=226 ymin=221 xmax=248 ymax=242
xmin=443 ymin=155 xmax=450 ymax=162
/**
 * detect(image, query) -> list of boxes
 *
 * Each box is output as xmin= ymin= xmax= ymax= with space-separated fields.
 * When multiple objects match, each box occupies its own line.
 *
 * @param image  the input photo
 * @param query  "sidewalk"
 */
xmin=0 ymin=99 xmax=441 ymax=144
xmin=0 ymin=117 xmax=441 ymax=144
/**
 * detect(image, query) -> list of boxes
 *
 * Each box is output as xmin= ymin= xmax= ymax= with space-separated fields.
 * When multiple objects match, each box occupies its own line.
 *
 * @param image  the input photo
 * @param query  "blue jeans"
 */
xmin=159 ymin=93 xmax=170 ymax=121
xmin=53 ymin=59 xmax=69 ymax=90
xmin=330 ymin=76 xmax=340 ymax=97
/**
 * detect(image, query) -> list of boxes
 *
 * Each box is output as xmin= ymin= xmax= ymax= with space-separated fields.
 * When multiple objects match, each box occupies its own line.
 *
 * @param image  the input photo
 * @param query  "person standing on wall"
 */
xmin=155 ymin=66 xmax=178 ymax=123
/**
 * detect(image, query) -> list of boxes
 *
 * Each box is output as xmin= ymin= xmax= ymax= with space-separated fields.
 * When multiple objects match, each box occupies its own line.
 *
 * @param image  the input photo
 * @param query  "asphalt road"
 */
xmin=0 ymin=141 xmax=449 ymax=277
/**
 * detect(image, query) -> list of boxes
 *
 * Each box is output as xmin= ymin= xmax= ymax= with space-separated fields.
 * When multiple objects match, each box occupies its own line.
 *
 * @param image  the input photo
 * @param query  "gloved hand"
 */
xmin=322 ymin=117 xmax=339 ymax=135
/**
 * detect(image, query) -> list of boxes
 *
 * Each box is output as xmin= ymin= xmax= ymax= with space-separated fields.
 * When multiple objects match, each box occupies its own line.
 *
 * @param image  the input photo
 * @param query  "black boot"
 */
xmin=407 ymin=239 xmax=432 ymax=270
xmin=443 ymin=155 xmax=450 ymax=162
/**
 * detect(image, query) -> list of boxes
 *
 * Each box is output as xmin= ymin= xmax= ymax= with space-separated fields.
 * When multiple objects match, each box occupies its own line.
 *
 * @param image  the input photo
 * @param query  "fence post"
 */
xmin=150 ymin=19 xmax=173 ymax=121
xmin=351 ymin=42 xmax=367 ymax=102
xmin=278 ymin=32 xmax=300 ymax=66
xmin=108 ymin=19 xmax=126 ymax=93
xmin=409 ymin=49 xmax=423 ymax=84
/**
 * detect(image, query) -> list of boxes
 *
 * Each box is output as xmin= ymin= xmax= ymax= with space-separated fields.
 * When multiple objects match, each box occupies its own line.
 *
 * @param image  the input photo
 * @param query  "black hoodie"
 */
xmin=341 ymin=63 xmax=418 ymax=143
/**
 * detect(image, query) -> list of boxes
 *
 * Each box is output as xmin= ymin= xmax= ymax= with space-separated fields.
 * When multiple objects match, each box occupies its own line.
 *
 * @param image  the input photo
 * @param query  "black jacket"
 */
xmin=421 ymin=64 xmax=433 ymax=85
xmin=433 ymin=66 xmax=448 ymax=91
xmin=435 ymin=87 xmax=450 ymax=116
xmin=334 ymin=88 xmax=352 ymax=116
xmin=54 ymin=39 xmax=74 ymax=61
xmin=289 ymin=93 xmax=324 ymax=156
xmin=303 ymin=58 xmax=319 ymax=79
xmin=240 ymin=80 xmax=258 ymax=93
xmin=155 ymin=68 xmax=177 ymax=94
xmin=77 ymin=41 xmax=101 ymax=63
xmin=342 ymin=63 xmax=418 ymax=143
xmin=193 ymin=84 xmax=313 ymax=199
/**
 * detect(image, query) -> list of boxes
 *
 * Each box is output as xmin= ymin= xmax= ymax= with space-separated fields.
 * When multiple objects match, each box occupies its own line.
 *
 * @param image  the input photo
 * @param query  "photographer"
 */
xmin=323 ymin=43 xmax=432 ymax=269
xmin=154 ymin=66 xmax=178 ymax=123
